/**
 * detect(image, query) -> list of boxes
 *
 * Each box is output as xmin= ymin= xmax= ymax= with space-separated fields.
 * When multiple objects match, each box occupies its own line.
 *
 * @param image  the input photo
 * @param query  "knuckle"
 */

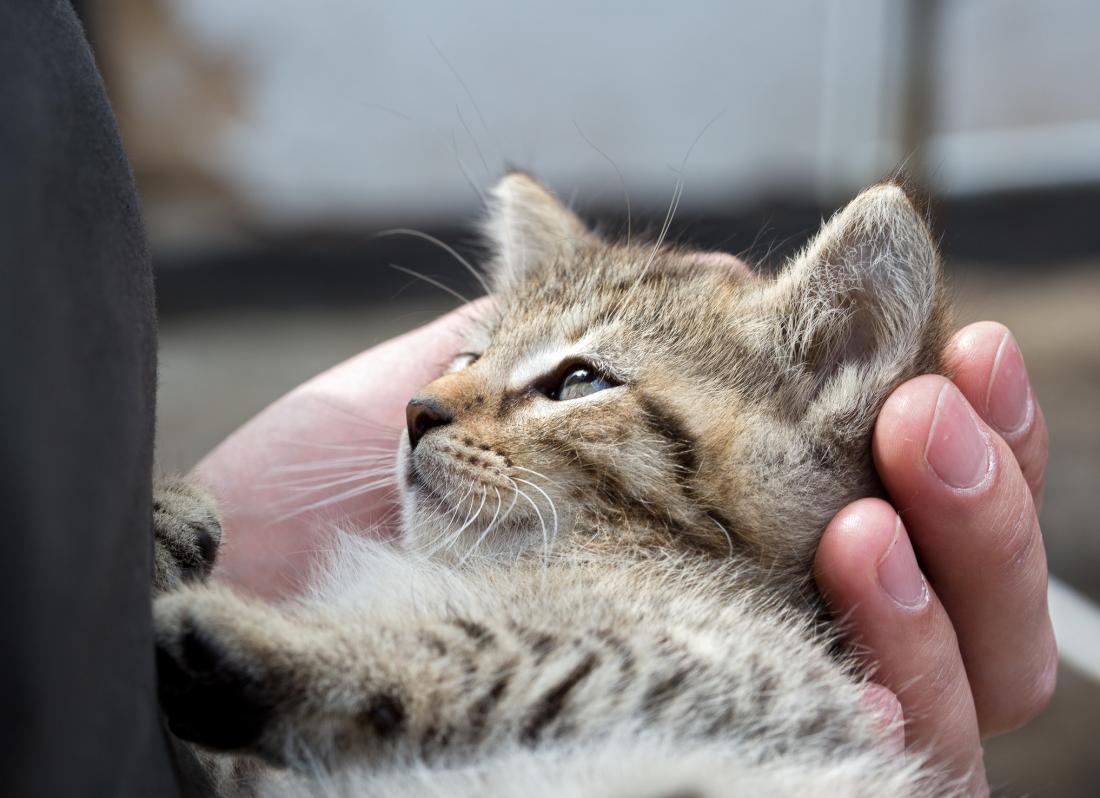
xmin=985 ymin=643 xmax=1057 ymax=735
xmin=1019 ymin=669 xmax=1057 ymax=726
xmin=1027 ymin=645 xmax=1058 ymax=714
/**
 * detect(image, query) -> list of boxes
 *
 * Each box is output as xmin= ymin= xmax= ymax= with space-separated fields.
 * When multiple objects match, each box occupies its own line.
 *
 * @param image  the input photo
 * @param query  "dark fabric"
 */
xmin=0 ymin=1 xmax=186 ymax=795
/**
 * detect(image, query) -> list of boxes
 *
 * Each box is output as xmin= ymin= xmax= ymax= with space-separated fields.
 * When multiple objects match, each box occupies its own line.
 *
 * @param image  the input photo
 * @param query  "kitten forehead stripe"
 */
xmin=637 ymin=393 xmax=699 ymax=477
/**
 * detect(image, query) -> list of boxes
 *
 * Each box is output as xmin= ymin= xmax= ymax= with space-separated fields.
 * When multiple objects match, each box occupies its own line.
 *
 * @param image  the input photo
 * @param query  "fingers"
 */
xmin=815 ymin=500 xmax=986 ymax=792
xmin=944 ymin=322 xmax=1049 ymax=509
xmin=874 ymin=374 xmax=1056 ymax=736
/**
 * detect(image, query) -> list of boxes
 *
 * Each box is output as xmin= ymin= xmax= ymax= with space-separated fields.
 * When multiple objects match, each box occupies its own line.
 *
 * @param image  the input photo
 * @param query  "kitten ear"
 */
xmin=768 ymin=183 xmax=948 ymax=416
xmin=484 ymin=172 xmax=595 ymax=290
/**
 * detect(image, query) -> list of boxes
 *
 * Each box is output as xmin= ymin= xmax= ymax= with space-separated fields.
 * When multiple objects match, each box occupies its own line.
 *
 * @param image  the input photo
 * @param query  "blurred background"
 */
xmin=79 ymin=0 xmax=1098 ymax=792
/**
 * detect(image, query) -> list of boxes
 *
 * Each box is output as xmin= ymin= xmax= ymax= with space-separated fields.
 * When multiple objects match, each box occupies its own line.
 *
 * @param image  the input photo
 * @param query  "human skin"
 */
xmin=194 ymin=304 xmax=1051 ymax=794
xmin=815 ymin=322 xmax=1053 ymax=795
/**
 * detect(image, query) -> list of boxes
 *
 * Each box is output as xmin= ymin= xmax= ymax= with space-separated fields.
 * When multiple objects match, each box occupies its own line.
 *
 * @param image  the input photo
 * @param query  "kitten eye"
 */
xmin=553 ymin=366 xmax=617 ymax=401
xmin=448 ymin=351 xmax=481 ymax=372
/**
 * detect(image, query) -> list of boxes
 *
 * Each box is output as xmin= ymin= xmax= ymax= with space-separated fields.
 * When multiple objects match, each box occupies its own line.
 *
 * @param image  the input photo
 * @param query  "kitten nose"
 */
xmin=406 ymin=397 xmax=453 ymax=450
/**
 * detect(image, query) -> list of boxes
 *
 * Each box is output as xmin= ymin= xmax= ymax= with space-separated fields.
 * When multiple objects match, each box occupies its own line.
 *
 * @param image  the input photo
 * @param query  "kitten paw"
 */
xmin=153 ymin=478 xmax=223 ymax=593
xmin=155 ymin=588 xmax=279 ymax=754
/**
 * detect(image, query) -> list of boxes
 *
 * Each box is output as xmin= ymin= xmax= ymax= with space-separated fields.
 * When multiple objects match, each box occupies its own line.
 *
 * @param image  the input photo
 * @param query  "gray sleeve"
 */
xmin=0 ymin=1 xmax=198 ymax=795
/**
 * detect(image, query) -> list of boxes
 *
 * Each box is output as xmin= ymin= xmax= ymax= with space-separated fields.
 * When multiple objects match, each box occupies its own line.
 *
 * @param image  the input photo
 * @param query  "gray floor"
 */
xmin=156 ymin=265 xmax=1100 ymax=795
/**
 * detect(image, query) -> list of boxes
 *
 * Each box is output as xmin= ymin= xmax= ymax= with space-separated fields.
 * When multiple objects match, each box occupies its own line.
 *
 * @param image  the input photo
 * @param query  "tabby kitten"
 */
xmin=153 ymin=175 xmax=956 ymax=796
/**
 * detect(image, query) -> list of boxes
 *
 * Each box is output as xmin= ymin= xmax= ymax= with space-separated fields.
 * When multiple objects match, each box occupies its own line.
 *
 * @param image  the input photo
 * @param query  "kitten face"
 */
xmin=399 ymin=246 xmax=757 ymax=559
xmin=398 ymin=175 xmax=948 ymax=577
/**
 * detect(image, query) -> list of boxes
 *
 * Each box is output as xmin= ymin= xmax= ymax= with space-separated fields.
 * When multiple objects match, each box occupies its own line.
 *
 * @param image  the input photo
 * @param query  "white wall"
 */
xmin=171 ymin=0 xmax=1100 ymax=223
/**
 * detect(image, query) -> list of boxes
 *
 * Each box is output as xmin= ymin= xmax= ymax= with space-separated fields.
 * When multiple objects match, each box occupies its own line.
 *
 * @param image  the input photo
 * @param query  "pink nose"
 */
xmin=406 ymin=397 xmax=452 ymax=449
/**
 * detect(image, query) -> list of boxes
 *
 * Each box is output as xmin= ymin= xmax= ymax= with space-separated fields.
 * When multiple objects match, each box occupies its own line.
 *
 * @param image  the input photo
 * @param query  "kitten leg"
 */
xmin=155 ymin=584 xmax=635 ymax=767
xmin=152 ymin=477 xmax=222 ymax=594
xmin=154 ymin=583 xmax=868 ymax=771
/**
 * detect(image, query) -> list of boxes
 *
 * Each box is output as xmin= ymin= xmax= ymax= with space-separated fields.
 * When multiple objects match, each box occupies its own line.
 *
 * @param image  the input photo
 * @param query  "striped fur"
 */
xmin=153 ymin=176 xmax=956 ymax=796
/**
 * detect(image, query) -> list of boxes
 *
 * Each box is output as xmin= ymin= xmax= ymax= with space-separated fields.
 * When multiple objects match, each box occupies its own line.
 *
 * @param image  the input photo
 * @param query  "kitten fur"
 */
xmin=152 ymin=174 xmax=957 ymax=797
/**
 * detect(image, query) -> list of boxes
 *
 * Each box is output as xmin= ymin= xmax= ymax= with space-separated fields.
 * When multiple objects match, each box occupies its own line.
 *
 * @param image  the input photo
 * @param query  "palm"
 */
xmin=193 ymin=304 xmax=480 ymax=597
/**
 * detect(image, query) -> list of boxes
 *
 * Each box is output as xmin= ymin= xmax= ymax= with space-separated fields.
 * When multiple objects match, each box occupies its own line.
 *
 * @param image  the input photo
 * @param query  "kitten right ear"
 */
xmin=484 ymin=172 xmax=595 ymax=291
xmin=762 ymin=183 xmax=948 ymax=420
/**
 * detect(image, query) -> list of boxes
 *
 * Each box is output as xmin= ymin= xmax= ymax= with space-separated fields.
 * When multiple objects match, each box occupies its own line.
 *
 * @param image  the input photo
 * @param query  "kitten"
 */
xmin=152 ymin=174 xmax=957 ymax=796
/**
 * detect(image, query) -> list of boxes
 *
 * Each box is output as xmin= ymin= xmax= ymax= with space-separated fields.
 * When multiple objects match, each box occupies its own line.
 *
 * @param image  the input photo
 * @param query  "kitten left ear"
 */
xmin=765 ymin=183 xmax=949 ymax=413
xmin=484 ymin=172 xmax=595 ymax=291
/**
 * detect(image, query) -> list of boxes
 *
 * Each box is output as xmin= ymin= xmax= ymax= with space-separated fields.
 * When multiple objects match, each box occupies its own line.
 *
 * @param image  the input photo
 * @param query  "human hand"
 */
xmin=192 ymin=301 xmax=489 ymax=597
xmin=815 ymin=322 xmax=1054 ymax=794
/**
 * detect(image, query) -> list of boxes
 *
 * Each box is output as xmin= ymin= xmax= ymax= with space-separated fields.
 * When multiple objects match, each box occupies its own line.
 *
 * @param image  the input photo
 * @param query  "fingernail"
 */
xmin=925 ymin=384 xmax=990 ymax=489
xmin=986 ymin=332 xmax=1032 ymax=435
xmin=877 ymin=517 xmax=929 ymax=609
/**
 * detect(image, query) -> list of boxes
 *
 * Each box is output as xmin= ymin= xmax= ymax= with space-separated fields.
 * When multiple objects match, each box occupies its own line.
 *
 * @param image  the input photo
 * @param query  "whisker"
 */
xmin=507 ymin=476 xmax=548 ymax=563
xmin=458 ymin=487 xmax=503 ymax=567
xmin=299 ymin=394 xmax=404 ymax=431
xmin=654 ymin=176 xmax=684 ymax=254
xmin=273 ymin=478 xmax=396 ymax=521
xmin=456 ymin=103 xmax=490 ymax=176
xmin=450 ymin=128 xmax=488 ymax=204
xmin=360 ymin=102 xmax=485 ymax=204
xmin=272 ymin=438 xmax=396 ymax=452
xmin=273 ymin=457 xmax=396 ymax=476
xmin=513 ymin=477 xmax=559 ymax=552
xmin=372 ymin=228 xmax=492 ymax=298
xmin=389 ymin=263 xmax=472 ymax=306
xmin=633 ymin=110 xmax=726 ymax=289
xmin=437 ymin=491 xmax=487 ymax=556
xmin=262 ymin=459 xmax=395 ymax=496
xmin=509 ymin=464 xmax=568 ymax=490
xmin=411 ymin=484 xmax=472 ymax=554
xmin=272 ymin=470 xmax=397 ymax=493
xmin=267 ymin=470 xmax=395 ymax=491
xmin=270 ymin=454 xmax=395 ymax=474
xmin=629 ymin=176 xmax=682 ymax=292
xmin=709 ymin=514 xmax=735 ymax=559
xmin=573 ymin=119 xmax=632 ymax=247
xmin=428 ymin=35 xmax=504 ymax=165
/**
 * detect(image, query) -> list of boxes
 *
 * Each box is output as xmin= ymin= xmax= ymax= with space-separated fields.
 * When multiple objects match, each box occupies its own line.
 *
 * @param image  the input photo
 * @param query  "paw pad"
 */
xmin=153 ymin=479 xmax=223 ymax=590
xmin=156 ymin=617 xmax=274 ymax=751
